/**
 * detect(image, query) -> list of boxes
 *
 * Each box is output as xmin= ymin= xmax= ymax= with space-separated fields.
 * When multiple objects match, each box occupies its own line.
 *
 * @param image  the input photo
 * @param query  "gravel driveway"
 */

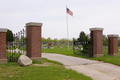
xmin=42 ymin=53 xmax=120 ymax=80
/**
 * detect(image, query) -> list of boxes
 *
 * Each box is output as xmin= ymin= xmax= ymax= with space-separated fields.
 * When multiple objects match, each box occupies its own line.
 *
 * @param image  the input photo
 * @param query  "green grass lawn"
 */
xmin=42 ymin=45 xmax=120 ymax=66
xmin=42 ymin=45 xmax=73 ymax=55
xmin=90 ymin=46 xmax=120 ymax=66
xmin=42 ymin=45 xmax=84 ymax=58
xmin=0 ymin=58 xmax=92 ymax=80
xmin=6 ymin=52 xmax=22 ymax=62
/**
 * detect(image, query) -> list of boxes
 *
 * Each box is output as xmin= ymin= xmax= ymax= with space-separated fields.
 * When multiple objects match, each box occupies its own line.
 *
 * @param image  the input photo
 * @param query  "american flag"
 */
xmin=67 ymin=8 xmax=73 ymax=16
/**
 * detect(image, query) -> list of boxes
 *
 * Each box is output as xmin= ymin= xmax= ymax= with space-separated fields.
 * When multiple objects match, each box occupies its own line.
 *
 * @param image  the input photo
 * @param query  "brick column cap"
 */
xmin=0 ymin=28 xmax=7 ymax=32
xmin=107 ymin=34 xmax=119 ymax=37
xmin=89 ymin=28 xmax=103 ymax=31
xmin=26 ymin=22 xmax=43 ymax=27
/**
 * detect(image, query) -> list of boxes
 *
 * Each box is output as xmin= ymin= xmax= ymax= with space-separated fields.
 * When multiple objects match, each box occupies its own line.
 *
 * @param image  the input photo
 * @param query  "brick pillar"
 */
xmin=107 ymin=35 xmax=118 ymax=56
xmin=26 ymin=22 xmax=43 ymax=61
xmin=0 ymin=28 xmax=7 ymax=64
xmin=90 ymin=28 xmax=103 ymax=57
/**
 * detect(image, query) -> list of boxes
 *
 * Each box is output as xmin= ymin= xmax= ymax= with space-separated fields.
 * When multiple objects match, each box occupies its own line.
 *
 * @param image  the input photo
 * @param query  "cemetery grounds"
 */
xmin=1 ymin=45 xmax=120 ymax=80
xmin=0 ymin=45 xmax=93 ymax=80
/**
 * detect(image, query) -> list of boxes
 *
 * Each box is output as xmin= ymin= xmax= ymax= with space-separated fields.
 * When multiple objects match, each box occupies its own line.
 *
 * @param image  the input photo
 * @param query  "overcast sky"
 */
xmin=0 ymin=0 xmax=120 ymax=39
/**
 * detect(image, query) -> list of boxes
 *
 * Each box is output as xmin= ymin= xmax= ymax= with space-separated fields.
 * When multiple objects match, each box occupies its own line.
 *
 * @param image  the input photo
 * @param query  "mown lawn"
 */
xmin=0 ymin=58 xmax=92 ymax=80
xmin=90 ymin=47 xmax=120 ymax=66
xmin=42 ymin=45 xmax=120 ymax=66
xmin=42 ymin=45 xmax=73 ymax=55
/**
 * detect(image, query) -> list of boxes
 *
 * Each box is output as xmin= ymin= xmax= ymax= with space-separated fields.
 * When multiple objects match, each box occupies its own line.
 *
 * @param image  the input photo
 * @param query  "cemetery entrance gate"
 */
xmin=73 ymin=32 xmax=93 ymax=57
xmin=6 ymin=29 xmax=26 ymax=62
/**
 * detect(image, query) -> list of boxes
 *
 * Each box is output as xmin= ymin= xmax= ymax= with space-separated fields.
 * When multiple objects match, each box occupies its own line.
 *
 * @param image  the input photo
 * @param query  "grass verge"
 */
xmin=90 ymin=47 xmax=120 ymax=66
xmin=0 ymin=58 xmax=93 ymax=80
xmin=90 ymin=56 xmax=120 ymax=66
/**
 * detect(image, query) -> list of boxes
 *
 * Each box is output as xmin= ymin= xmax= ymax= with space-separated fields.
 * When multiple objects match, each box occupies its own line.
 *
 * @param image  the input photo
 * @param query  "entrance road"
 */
xmin=42 ymin=53 xmax=120 ymax=80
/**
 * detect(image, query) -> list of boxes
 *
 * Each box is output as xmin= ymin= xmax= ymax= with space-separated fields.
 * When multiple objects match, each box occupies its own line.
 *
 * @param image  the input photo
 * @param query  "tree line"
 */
xmin=6 ymin=29 xmax=120 ymax=47
xmin=42 ymin=37 xmax=73 ymax=44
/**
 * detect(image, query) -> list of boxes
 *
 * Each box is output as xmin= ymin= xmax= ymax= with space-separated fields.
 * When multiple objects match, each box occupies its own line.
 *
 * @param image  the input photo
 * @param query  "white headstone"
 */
xmin=81 ymin=48 xmax=83 ymax=50
xmin=18 ymin=55 xmax=32 ymax=66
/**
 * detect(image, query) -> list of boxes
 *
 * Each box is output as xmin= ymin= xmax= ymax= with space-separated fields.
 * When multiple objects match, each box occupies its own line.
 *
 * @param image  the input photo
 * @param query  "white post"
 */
xmin=66 ymin=5 xmax=69 ymax=50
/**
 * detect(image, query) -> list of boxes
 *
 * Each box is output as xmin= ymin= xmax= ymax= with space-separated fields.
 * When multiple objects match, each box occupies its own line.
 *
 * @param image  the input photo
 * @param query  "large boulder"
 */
xmin=18 ymin=55 xmax=32 ymax=66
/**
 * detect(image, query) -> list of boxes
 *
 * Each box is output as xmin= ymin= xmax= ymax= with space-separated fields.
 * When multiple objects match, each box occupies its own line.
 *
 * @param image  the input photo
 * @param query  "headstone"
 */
xmin=48 ymin=42 xmax=52 ymax=48
xmin=53 ymin=43 xmax=56 ymax=46
xmin=50 ymin=46 xmax=54 ymax=49
xmin=60 ymin=47 xmax=63 ymax=49
xmin=81 ymin=48 xmax=83 ymax=50
xmin=18 ymin=55 xmax=32 ymax=66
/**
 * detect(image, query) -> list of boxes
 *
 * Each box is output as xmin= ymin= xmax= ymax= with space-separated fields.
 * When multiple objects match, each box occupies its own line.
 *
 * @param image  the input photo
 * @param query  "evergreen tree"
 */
xmin=77 ymin=31 xmax=91 ymax=57
xmin=6 ymin=30 xmax=13 ymax=42
xmin=77 ymin=31 xmax=88 ymax=41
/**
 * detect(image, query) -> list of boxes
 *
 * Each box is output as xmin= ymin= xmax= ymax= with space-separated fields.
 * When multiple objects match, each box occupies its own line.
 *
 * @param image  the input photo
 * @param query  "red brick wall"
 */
xmin=93 ymin=30 xmax=103 ymax=55
xmin=27 ymin=26 xmax=42 ymax=58
xmin=0 ymin=32 xmax=6 ymax=59
xmin=108 ymin=37 xmax=118 ymax=55
xmin=90 ymin=28 xmax=103 ymax=57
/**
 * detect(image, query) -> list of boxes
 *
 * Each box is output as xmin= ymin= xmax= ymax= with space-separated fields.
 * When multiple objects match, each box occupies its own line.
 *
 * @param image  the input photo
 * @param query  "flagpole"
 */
xmin=66 ymin=5 xmax=69 ymax=51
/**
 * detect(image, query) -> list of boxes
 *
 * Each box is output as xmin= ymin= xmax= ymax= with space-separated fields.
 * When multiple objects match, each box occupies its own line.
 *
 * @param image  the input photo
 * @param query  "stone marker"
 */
xmin=18 ymin=55 xmax=32 ymax=66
